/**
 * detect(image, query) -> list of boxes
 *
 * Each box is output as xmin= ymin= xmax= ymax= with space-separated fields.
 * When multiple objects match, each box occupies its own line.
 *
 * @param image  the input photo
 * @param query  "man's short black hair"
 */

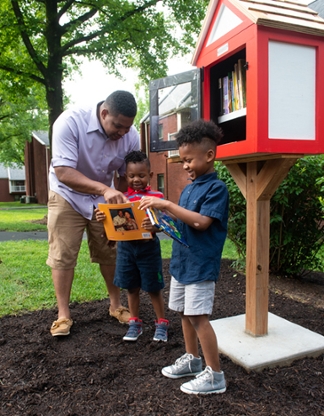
xmin=176 ymin=119 xmax=223 ymax=147
xmin=124 ymin=150 xmax=151 ymax=170
xmin=105 ymin=90 xmax=137 ymax=118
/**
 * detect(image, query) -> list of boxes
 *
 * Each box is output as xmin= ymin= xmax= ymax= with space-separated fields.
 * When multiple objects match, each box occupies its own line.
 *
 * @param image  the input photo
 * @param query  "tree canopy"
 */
xmin=0 ymin=75 xmax=48 ymax=166
xmin=0 ymin=0 xmax=209 ymax=159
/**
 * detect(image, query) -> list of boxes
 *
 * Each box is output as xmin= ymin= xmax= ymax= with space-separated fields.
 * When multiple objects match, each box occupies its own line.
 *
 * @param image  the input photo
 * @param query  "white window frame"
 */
xmin=168 ymin=132 xmax=179 ymax=157
xmin=9 ymin=180 xmax=26 ymax=193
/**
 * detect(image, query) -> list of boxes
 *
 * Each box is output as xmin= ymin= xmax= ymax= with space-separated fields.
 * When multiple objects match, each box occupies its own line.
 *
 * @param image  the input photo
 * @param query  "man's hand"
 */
xmin=103 ymin=188 xmax=128 ymax=204
xmin=54 ymin=166 xmax=127 ymax=202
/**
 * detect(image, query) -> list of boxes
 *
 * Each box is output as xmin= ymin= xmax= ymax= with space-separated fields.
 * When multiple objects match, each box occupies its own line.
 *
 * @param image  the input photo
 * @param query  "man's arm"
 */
xmin=55 ymin=166 xmax=128 ymax=204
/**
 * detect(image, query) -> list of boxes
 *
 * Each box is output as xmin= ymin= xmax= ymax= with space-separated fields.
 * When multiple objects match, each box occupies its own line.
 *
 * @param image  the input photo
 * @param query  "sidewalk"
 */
xmin=0 ymin=231 xmax=48 ymax=241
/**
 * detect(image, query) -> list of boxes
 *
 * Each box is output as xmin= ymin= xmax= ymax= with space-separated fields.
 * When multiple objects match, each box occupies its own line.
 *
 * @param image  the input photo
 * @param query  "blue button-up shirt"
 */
xmin=169 ymin=172 xmax=229 ymax=284
xmin=49 ymin=103 xmax=140 ymax=219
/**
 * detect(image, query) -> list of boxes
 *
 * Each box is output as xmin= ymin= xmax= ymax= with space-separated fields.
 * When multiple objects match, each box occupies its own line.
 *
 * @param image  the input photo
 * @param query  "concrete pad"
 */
xmin=210 ymin=313 xmax=324 ymax=372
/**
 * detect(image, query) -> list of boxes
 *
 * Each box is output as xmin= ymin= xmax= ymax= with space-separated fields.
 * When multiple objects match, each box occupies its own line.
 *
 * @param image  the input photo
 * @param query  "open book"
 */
xmin=146 ymin=207 xmax=189 ymax=247
xmin=98 ymin=201 xmax=153 ymax=241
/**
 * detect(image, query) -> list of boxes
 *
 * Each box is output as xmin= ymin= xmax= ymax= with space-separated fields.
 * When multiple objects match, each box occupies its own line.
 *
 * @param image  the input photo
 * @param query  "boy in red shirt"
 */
xmin=96 ymin=151 xmax=169 ymax=342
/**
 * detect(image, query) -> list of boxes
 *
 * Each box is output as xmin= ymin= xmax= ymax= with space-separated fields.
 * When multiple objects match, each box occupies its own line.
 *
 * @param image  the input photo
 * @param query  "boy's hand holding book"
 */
xmin=95 ymin=207 xmax=106 ymax=222
xmin=139 ymin=196 xmax=167 ymax=211
xmin=94 ymin=207 xmax=116 ymax=248
xmin=141 ymin=216 xmax=159 ymax=233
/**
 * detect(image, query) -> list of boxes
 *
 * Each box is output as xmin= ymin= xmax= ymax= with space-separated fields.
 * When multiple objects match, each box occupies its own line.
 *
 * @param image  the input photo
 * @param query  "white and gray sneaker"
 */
xmin=180 ymin=366 xmax=226 ymax=395
xmin=161 ymin=353 xmax=202 ymax=379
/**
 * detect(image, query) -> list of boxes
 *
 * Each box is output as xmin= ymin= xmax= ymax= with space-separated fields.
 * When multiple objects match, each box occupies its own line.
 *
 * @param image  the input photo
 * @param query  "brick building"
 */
xmin=0 ymin=163 xmax=25 ymax=202
xmin=24 ymin=131 xmax=50 ymax=205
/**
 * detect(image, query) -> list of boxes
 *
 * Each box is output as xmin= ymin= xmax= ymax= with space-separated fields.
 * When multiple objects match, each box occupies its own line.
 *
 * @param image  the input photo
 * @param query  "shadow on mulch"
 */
xmin=0 ymin=259 xmax=323 ymax=415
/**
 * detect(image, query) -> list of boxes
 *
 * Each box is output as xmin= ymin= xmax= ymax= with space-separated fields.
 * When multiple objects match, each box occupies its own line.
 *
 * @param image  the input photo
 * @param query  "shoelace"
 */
xmin=193 ymin=366 xmax=214 ymax=384
xmin=174 ymin=353 xmax=193 ymax=368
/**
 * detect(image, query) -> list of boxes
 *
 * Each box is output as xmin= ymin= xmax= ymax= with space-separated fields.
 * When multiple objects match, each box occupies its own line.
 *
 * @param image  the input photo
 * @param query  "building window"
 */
xmin=157 ymin=174 xmax=164 ymax=194
xmin=149 ymin=68 xmax=202 ymax=152
xmin=9 ymin=180 xmax=25 ymax=193
xmin=158 ymin=124 xmax=163 ymax=141
xmin=168 ymin=132 xmax=179 ymax=157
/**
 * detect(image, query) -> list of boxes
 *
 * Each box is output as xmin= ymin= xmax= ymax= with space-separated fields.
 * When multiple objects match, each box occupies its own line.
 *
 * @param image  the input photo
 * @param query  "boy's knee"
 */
xmin=128 ymin=287 xmax=140 ymax=295
xmin=188 ymin=315 xmax=209 ymax=330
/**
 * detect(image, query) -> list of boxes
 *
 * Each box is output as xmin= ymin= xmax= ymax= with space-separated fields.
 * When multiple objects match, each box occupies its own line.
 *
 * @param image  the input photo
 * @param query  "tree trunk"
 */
xmin=44 ymin=0 xmax=64 ymax=151
xmin=46 ymin=69 xmax=64 ymax=151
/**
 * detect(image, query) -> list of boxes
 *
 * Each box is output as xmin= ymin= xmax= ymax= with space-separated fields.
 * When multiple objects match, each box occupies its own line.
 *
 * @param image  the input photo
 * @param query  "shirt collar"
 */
xmin=126 ymin=185 xmax=151 ymax=196
xmin=87 ymin=102 xmax=106 ymax=136
xmin=193 ymin=172 xmax=218 ymax=184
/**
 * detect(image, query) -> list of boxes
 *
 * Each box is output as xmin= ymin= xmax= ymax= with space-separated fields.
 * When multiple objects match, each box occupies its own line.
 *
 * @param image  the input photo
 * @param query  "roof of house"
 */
xmin=0 ymin=164 xmax=8 ymax=179
xmin=192 ymin=0 xmax=324 ymax=65
xmin=0 ymin=163 xmax=25 ymax=180
xmin=308 ymin=0 xmax=324 ymax=18
xmin=32 ymin=130 xmax=49 ymax=146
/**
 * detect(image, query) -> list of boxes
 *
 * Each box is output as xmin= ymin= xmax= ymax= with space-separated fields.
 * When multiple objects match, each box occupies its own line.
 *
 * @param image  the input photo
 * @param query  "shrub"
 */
xmin=216 ymin=155 xmax=324 ymax=276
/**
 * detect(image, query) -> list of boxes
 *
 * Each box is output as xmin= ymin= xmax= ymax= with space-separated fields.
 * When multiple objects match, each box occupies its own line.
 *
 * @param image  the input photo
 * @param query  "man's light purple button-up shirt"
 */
xmin=49 ymin=103 xmax=140 ymax=219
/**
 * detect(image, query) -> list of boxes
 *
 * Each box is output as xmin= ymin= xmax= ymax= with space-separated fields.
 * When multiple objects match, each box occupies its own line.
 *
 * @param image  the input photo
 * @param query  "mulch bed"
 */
xmin=1 ymin=259 xmax=323 ymax=415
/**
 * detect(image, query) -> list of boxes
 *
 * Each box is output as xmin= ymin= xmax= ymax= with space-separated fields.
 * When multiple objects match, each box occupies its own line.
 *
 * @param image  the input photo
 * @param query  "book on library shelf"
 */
xmin=222 ymin=75 xmax=229 ymax=115
xmin=234 ymin=63 xmax=240 ymax=111
xmin=219 ymin=58 xmax=246 ymax=116
xmin=229 ymin=72 xmax=234 ymax=112
xmin=98 ymin=200 xmax=189 ymax=247
xmin=238 ymin=58 xmax=246 ymax=108
xmin=218 ymin=77 xmax=223 ymax=115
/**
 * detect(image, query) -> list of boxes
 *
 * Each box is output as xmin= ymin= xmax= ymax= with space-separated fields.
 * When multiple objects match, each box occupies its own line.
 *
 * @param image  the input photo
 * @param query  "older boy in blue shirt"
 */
xmin=139 ymin=119 xmax=229 ymax=395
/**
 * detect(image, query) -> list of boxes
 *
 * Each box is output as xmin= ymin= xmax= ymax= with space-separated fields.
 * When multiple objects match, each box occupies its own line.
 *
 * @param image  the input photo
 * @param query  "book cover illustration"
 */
xmin=98 ymin=200 xmax=152 ymax=241
xmin=146 ymin=207 xmax=189 ymax=247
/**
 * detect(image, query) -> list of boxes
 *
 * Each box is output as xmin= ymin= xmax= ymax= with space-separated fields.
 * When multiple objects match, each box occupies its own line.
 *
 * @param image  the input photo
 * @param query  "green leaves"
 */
xmin=0 ymin=0 xmax=209 ymax=155
xmin=0 ymin=78 xmax=48 ymax=165
xmin=215 ymin=156 xmax=324 ymax=277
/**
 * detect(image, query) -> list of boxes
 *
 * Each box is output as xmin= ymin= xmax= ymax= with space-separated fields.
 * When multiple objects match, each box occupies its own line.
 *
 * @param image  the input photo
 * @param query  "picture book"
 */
xmin=98 ymin=200 xmax=153 ymax=241
xmin=146 ymin=207 xmax=189 ymax=247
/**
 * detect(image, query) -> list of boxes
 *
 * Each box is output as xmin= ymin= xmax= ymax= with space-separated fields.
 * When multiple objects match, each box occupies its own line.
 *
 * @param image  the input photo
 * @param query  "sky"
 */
xmin=63 ymin=56 xmax=194 ymax=107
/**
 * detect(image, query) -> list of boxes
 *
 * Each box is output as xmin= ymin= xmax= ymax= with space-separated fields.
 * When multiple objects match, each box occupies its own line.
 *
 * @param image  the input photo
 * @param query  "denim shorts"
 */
xmin=168 ymin=276 xmax=215 ymax=315
xmin=114 ymin=237 xmax=164 ymax=293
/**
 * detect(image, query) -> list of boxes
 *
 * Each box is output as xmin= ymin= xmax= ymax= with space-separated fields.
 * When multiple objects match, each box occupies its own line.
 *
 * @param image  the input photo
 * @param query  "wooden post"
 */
xmin=223 ymin=156 xmax=298 ymax=336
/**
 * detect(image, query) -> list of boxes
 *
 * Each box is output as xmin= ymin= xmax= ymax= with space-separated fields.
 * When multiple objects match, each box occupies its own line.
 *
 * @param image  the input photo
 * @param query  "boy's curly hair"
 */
xmin=176 ymin=119 xmax=223 ymax=147
xmin=124 ymin=150 xmax=151 ymax=170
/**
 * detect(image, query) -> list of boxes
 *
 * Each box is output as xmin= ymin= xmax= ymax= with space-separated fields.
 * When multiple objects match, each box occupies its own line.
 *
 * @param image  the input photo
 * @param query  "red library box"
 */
xmin=149 ymin=0 xmax=324 ymax=160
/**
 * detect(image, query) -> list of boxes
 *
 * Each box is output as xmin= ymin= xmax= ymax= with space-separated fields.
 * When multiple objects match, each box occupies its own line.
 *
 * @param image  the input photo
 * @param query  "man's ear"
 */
xmin=149 ymin=171 xmax=154 ymax=180
xmin=100 ymin=106 xmax=109 ymax=120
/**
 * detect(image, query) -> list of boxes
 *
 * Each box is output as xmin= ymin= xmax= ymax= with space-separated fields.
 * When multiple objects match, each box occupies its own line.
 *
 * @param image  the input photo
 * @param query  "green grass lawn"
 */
xmin=0 ymin=201 xmax=238 ymax=317
xmin=0 ymin=202 xmax=48 ymax=231
xmin=0 ymin=238 xmax=237 ymax=317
